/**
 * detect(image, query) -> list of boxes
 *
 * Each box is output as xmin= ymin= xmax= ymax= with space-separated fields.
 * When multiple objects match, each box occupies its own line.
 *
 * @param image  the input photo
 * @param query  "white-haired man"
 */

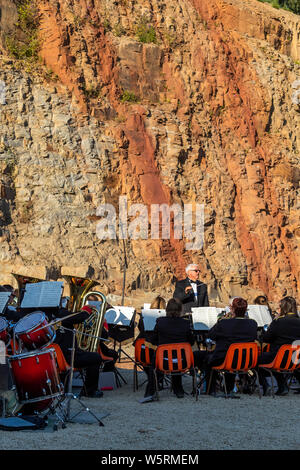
xmin=173 ymin=264 xmax=209 ymax=314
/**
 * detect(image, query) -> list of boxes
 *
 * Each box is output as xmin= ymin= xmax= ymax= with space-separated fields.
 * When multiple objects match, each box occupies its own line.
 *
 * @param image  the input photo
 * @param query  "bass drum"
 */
xmin=14 ymin=311 xmax=56 ymax=351
xmin=8 ymin=348 xmax=64 ymax=413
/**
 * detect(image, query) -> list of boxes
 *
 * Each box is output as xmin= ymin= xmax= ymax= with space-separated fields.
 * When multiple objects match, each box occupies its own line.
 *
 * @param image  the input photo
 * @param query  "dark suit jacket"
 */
xmin=152 ymin=316 xmax=195 ymax=346
xmin=173 ymin=278 xmax=209 ymax=313
xmin=208 ymin=317 xmax=258 ymax=362
xmin=262 ymin=313 xmax=300 ymax=353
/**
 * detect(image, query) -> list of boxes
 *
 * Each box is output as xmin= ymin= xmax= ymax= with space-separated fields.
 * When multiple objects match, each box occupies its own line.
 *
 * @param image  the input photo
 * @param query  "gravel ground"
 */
xmin=1 ymin=367 xmax=300 ymax=451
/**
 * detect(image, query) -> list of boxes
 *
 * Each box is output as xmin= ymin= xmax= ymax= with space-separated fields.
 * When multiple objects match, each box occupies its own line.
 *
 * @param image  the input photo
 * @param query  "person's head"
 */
xmin=166 ymin=298 xmax=183 ymax=318
xmin=185 ymin=264 xmax=200 ymax=282
xmin=279 ymin=296 xmax=297 ymax=316
xmin=231 ymin=297 xmax=248 ymax=317
xmin=150 ymin=296 xmax=166 ymax=310
xmin=229 ymin=296 xmax=238 ymax=306
xmin=254 ymin=295 xmax=268 ymax=305
xmin=2 ymin=284 xmax=14 ymax=292
xmin=87 ymin=294 xmax=98 ymax=301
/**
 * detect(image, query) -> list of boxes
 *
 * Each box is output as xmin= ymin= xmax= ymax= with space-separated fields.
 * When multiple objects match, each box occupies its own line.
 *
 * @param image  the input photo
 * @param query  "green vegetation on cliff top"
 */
xmin=258 ymin=0 xmax=300 ymax=14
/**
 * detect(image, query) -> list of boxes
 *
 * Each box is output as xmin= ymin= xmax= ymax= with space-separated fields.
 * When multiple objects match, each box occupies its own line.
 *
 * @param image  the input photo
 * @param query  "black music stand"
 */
xmin=106 ymin=307 xmax=137 ymax=383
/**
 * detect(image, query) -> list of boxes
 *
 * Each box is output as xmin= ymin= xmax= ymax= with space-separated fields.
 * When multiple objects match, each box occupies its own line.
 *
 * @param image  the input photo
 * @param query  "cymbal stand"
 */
xmin=49 ymin=327 xmax=109 ymax=429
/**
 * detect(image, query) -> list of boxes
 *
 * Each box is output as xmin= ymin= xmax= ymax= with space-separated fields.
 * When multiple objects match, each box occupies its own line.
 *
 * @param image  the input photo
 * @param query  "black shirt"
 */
xmin=173 ymin=278 xmax=209 ymax=313
xmin=208 ymin=317 xmax=258 ymax=361
xmin=262 ymin=313 xmax=300 ymax=352
xmin=152 ymin=316 xmax=195 ymax=346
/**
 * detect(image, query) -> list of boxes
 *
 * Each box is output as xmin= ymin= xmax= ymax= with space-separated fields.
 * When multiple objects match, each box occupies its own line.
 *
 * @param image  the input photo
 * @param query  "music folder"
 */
xmin=20 ymin=281 xmax=64 ymax=309
xmin=191 ymin=307 xmax=223 ymax=331
xmin=141 ymin=309 xmax=166 ymax=331
xmin=0 ymin=292 xmax=11 ymax=315
xmin=105 ymin=306 xmax=135 ymax=326
xmin=247 ymin=305 xmax=272 ymax=327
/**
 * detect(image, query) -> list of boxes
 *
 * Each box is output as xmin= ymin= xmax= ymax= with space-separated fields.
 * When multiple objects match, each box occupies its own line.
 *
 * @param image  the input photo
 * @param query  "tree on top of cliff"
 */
xmin=258 ymin=0 xmax=300 ymax=14
xmin=5 ymin=0 xmax=39 ymax=63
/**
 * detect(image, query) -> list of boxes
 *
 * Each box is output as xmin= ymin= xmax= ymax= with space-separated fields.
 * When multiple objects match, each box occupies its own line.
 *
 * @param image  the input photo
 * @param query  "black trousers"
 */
xmin=257 ymin=351 xmax=287 ymax=389
xmin=196 ymin=351 xmax=236 ymax=393
xmin=144 ymin=351 xmax=199 ymax=397
xmin=65 ymin=349 xmax=103 ymax=394
xmin=100 ymin=343 xmax=119 ymax=372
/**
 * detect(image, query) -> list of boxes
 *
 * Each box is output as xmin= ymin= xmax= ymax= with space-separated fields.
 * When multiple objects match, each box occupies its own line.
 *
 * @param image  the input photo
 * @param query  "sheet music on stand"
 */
xmin=20 ymin=281 xmax=64 ymax=309
xmin=105 ymin=306 xmax=135 ymax=326
xmin=141 ymin=309 xmax=166 ymax=331
xmin=0 ymin=292 xmax=10 ymax=314
xmin=191 ymin=307 xmax=223 ymax=331
xmin=247 ymin=305 xmax=272 ymax=327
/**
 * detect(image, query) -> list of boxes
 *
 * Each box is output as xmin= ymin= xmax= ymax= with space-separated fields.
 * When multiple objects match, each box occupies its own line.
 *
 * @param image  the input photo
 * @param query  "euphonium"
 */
xmin=63 ymin=275 xmax=107 ymax=353
xmin=11 ymin=272 xmax=44 ymax=307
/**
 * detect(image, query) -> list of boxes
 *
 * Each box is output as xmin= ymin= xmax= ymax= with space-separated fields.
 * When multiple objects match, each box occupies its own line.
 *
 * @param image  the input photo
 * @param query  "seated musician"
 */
xmin=145 ymin=298 xmax=196 ymax=399
xmin=257 ymin=296 xmax=300 ymax=396
xmin=54 ymin=305 xmax=104 ymax=398
xmin=98 ymin=317 xmax=119 ymax=372
xmin=199 ymin=297 xmax=258 ymax=396
xmin=136 ymin=295 xmax=167 ymax=344
xmin=0 ymin=285 xmax=22 ymax=322
xmin=254 ymin=295 xmax=274 ymax=319
xmin=83 ymin=294 xmax=119 ymax=372
xmin=135 ymin=296 xmax=166 ymax=397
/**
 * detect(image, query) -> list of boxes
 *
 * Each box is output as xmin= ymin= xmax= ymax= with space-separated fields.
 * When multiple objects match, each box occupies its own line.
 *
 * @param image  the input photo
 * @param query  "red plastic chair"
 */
xmin=154 ymin=342 xmax=197 ymax=401
xmin=97 ymin=344 xmax=125 ymax=388
xmin=133 ymin=338 xmax=154 ymax=392
xmin=207 ymin=342 xmax=261 ymax=398
xmin=46 ymin=343 xmax=71 ymax=374
xmin=45 ymin=343 xmax=88 ymax=394
xmin=258 ymin=344 xmax=300 ymax=398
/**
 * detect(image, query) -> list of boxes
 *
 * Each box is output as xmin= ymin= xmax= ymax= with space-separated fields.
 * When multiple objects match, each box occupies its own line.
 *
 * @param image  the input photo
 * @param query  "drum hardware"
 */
xmin=50 ymin=326 xmax=109 ymax=429
xmin=7 ymin=306 xmax=110 ymax=428
xmin=18 ymin=316 xmax=110 ymax=429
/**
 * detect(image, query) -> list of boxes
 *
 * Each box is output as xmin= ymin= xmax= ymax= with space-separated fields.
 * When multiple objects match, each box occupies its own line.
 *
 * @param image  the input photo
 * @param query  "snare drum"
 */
xmin=0 ymin=317 xmax=10 ymax=345
xmin=14 ymin=311 xmax=56 ymax=350
xmin=8 ymin=348 xmax=64 ymax=413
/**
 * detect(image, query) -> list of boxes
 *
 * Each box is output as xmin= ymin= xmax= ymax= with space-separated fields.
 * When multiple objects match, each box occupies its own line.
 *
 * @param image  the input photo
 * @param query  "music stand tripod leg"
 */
xmin=61 ymin=328 xmax=108 ymax=426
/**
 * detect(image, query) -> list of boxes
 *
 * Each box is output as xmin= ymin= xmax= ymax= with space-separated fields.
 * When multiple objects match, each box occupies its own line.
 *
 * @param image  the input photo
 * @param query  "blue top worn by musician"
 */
xmin=173 ymin=264 xmax=209 ymax=314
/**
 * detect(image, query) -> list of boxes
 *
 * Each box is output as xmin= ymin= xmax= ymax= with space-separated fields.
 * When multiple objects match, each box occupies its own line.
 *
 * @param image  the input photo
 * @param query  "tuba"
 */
xmin=63 ymin=275 xmax=107 ymax=353
xmin=11 ymin=273 xmax=44 ymax=307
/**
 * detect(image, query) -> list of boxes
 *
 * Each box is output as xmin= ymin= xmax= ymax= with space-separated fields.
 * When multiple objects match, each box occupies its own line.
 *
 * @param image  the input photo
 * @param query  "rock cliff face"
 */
xmin=0 ymin=0 xmax=299 ymax=305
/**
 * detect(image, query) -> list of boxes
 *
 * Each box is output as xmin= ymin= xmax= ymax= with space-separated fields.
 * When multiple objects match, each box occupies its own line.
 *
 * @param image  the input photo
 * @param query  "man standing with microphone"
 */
xmin=173 ymin=264 xmax=209 ymax=314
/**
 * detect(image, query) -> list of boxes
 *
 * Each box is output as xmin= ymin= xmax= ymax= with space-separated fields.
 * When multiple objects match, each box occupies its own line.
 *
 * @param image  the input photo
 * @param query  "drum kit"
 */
xmin=2 ymin=309 xmax=107 ymax=429
xmin=1 ymin=311 xmax=64 ymax=420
